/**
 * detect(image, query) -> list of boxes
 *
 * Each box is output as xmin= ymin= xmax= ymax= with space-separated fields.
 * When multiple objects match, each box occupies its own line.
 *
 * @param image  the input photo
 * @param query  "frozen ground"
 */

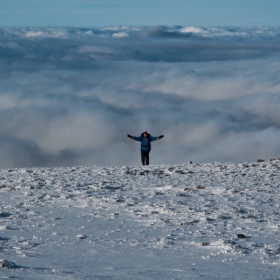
xmin=1 ymin=160 xmax=280 ymax=279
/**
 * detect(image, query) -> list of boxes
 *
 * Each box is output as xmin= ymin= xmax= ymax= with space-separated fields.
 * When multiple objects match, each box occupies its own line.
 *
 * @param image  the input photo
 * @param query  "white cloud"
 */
xmin=112 ymin=32 xmax=129 ymax=38
xmin=102 ymin=26 xmax=140 ymax=32
xmin=1 ymin=26 xmax=280 ymax=167
xmin=24 ymin=31 xmax=44 ymax=38
xmin=179 ymin=26 xmax=205 ymax=34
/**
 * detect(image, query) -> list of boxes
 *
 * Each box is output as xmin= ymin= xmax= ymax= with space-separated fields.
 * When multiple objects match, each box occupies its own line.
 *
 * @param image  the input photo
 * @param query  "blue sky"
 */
xmin=0 ymin=0 xmax=280 ymax=27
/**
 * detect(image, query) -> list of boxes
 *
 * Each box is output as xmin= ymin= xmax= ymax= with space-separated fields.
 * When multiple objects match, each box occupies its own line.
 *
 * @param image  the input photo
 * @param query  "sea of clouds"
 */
xmin=1 ymin=26 xmax=280 ymax=168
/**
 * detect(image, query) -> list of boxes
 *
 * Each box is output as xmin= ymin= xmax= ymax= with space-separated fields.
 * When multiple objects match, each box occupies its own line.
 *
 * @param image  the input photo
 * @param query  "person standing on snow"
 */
xmin=127 ymin=131 xmax=164 ymax=165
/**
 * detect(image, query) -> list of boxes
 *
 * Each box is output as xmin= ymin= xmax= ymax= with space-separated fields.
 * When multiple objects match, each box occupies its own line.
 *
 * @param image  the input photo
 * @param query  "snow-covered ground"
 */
xmin=1 ymin=160 xmax=280 ymax=279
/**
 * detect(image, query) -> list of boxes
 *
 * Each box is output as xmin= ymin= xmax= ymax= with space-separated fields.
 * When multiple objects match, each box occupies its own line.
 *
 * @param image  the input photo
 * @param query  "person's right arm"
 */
xmin=127 ymin=135 xmax=142 ymax=141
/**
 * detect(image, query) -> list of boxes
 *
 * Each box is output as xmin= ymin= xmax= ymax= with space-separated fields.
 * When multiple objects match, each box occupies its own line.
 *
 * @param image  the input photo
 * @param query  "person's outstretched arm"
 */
xmin=150 ymin=135 xmax=164 ymax=141
xmin=127 ymin=135 xmax=142 ymax=141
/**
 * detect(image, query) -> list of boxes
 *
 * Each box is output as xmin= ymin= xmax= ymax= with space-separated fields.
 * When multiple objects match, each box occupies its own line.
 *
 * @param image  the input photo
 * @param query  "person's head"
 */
xmin=143 ymin=131 xmax=148 ymax=136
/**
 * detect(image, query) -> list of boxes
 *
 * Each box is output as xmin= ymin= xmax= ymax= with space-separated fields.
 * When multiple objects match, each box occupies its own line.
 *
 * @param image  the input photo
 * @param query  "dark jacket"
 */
xmin=132 ymin=133 xmax=160 ymax=151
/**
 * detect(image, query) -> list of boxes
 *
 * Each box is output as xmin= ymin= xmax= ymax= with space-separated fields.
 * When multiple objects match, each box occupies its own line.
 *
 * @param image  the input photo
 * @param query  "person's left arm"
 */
xmin=150 ymin=135 xmax=164 ymax=141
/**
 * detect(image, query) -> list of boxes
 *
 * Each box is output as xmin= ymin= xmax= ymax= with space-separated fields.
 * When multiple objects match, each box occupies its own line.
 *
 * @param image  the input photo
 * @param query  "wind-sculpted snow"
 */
xmin=1 ymin=26 xmax=280 ymax=168
xmin=1 ymin=161 xmax=280 ymax=278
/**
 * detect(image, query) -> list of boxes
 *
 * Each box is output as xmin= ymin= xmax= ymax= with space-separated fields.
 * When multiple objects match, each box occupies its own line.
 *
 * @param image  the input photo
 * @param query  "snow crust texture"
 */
xmin=1 ymin=161 xmax=280 ymax=279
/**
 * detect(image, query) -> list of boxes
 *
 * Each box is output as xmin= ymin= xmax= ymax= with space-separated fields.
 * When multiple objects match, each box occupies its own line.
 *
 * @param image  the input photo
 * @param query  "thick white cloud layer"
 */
xmin=1 ymin=26 xmax=280 ymax=168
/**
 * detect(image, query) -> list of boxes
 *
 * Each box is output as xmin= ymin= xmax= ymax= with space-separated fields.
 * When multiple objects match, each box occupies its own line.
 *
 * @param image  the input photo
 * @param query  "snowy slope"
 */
xmin=1 ymin=161 xmax=280 ymax=279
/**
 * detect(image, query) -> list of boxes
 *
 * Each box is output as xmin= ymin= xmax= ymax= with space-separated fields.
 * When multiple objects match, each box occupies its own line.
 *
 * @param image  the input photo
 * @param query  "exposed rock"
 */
xmin=0 ymin=260 xmax=15 ymax=268
xmin=77 ymin=234 xmax=86 ymax=239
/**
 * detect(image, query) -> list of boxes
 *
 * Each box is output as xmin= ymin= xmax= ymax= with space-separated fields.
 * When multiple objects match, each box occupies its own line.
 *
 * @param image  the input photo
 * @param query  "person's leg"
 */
xmin=145 ymin=151 xmax=150 ymax=165
xmin=141 ymin=150 xmax=145 ymax=165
